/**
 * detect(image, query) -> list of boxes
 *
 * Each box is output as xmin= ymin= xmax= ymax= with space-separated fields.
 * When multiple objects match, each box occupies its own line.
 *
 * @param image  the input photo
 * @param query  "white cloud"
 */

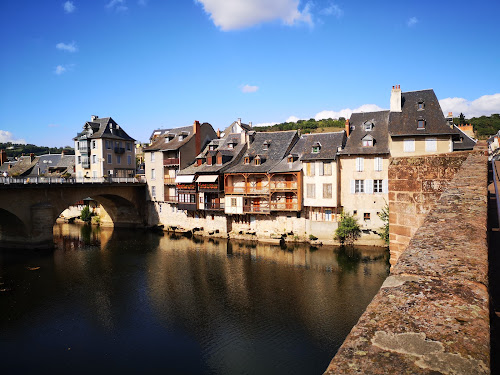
xmin=0 ymin=130 xmax=26 ymax=144
xmin=56 ymin=41 xmax=78 ymax=53
xmin=286 ymin=116 xmax=301 ymax=122
xmin=320 ymin=3 xmax=343 ymax=18
xmin=195 ymin=0 xmax=313 ymax=31
xmin=106 ymin=0 xmax=128 ymax=12
xmin=54 ymin=64 xmax=75 ymax=75
xmin=63 ymin=1 xmax=75 ymax=13
xmin=241 ymin=84 xmax=259 ymax=93
xmin=440 ymin=93 xmax=500 ymax=118
xmin=314 ymin=104 xmax=385 ymax=121
xmin=254 ymin=121 xmax=279 ymax=127
xmin=407 ymin=17 xmax=418 ymax=27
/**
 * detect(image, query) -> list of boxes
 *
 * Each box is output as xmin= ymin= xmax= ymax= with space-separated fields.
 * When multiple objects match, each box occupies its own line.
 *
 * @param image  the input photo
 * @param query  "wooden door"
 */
xmin=285 ymin=193 xmax=293 ymax=210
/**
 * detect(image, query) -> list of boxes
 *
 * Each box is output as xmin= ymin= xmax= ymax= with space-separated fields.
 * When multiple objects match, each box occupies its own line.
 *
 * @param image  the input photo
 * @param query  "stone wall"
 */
xmin=388 ymin=151 xmax=472 ymax=266
xmin=325 ymin=148 xmax=489 ymax=374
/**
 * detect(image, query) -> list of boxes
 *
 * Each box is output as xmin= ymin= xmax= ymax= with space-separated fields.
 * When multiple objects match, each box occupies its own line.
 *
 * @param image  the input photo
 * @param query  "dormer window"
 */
xmin=362 ymin=134 xmax=374 ymax=147
xmin=228 ymin=142 xmax=234 ymax=149
xmin=287 ymin=155 xmax=293 ymax=163
xmin=207 ymin=156 xmax=212 ymax=166
xmin=209 ymin=145 xmax=216 ymax=151
xmin=244 ymin=156 xmax=250 ymax=164
xmin=417 ymin=119 xmax=426 ymax=129
xmin=364 ymin=121 xmax=373 ymax=131
xmin=417 ymin=101 xmax=425 ymax=110
xmin=197 ymin=159 xmax=203 ymax=166
xmin=263 ymin=141 xmax=270 ymax=150
xmin=312 ymin=142 xmax=321 ymax=153
xmin=216 ymin=153 xmax=222 ymax=165
xmin=178 ymin=135 xmax=184 ymax=141
xmin=254 ymin=156 xmax=261 ymax=166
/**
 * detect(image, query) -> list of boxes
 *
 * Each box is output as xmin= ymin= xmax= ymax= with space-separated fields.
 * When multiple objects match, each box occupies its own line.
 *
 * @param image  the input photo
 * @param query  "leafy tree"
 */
xmin=378 ymin=204 xmax=389 ymax=245
xmin=335 ymin=212 xmax=361 ymax=245
xmin=80 ymin=206 xmax=92 ymax=222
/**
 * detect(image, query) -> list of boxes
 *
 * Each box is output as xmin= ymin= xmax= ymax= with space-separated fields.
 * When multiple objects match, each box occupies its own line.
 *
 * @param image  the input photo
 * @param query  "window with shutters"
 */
xmin=306 ymin=162 xmax=315 ymax=177
xmin=306 ymin=184 xmax=315 ymax=198
xmin=425 ymin=138 xmax=437 ymax=152
xmin=404 ymin=139 xmax=415 ymax=153
xmin=323 ymin=162 xmax=332 ymax=176
xmin=151 ymin=168 xmax=156 ymax=180
xmin=356 ymin=157 xmax=364 ymax=172
xmin=151 ymin=186 xmax=156 ymax=199
xmin=151 ymin=153 xmax=155 ymax=162
xmin=231 ymin=198 xmax=237 ymax=207
xmin=323 ymin=184 xmax=332 ymax=199
xmin=355 ymin=180 xmax=364 ymax=193
xmin=374 ymin=179 xmax=383 ymax=193
xmin=374 ymin=157 xmax=383 ymax=171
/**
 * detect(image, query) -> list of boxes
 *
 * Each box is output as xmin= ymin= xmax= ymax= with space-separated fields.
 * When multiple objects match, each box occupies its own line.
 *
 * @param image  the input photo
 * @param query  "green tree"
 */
xmin=80 ymin=206 xmax=92 ymax=222
xmin=378 ymin=204 xmax=389 ymax=245
xmin=335 ymin=212 xmax=361 ymax=245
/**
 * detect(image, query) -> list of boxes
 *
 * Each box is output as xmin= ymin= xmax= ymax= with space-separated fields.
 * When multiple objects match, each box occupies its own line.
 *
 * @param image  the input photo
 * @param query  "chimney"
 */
xmin=30 ymin=153 xmax=35 ymax=162
xmin=238 ymin=118 xmax=241 ymax=126
xmin=61 ymin=149 xmax=66 ymax=156
xmin=240 ymin=130 xmax=246 ymax=144
xmin=448 ymin=112 xmax=453 ymax=117
xmin=91 ymin=115 xmax=98 ymax=121
xmin=193 ymin=121 xmax=201 ymax=155
xmin=390 ymin=85 xmax=402 ymax=112
xmin=249 ymin=121 xmax=252 ymax=127
xmin=345 ymin=119 xmax=350 ymax=137
xmin=217 ymin=129 xmax=221 ymax=138
xmin=0 ymin=149 xmax=6 ymax=166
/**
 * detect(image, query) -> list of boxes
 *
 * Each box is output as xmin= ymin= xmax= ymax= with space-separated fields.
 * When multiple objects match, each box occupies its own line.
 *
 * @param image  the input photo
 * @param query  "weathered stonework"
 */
xmin=325 ymin=146 xmax=489 ymax=374
xmin=388 ymin=151 xmax=475 ymax=266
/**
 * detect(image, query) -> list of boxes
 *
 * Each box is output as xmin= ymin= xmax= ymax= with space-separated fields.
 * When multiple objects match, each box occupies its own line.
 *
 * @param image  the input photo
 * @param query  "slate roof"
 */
xmin=2 ymin=156 xmax=38 ymax=176
xmin=300 ymin=131 xmax=346 ymax=160
xmin=225 ymin=130 xmax=299 ymax=174
xmin=144 ymin=125 xmax=193 ymax=152
xmin=452 ymin=125 xmax=477 ymax=151
xmin=389 ymin=89 xmax=456 ymax=137
xmin=340 ymin=111 xmax=390 ymax=155
xmin=28 ymin=154 xmax=62 ymax=176
xmin=74 ymin=117 xmax=135 ymax=142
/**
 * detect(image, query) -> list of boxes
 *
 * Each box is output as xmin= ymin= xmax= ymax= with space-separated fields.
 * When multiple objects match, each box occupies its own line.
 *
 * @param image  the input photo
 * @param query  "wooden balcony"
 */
xmin=270 ymin=202 xmax=300 ymax=211
xmin=163 ymin=158 xmax=179 ymax=166
xmin=164 ymin=195 xmax=178 ymax=203
xmin=178 ymin=202 xmax=197 ymax=211
xmin=224 ymin=186 xmax=246 ymax=194
xmin=225 ymin=186 xmax=269 ymax=195
xmin=204 ymin=202 xmax=225 ymax=210
xmin=164 ymin=177 xmax=176 ymax=185
xmin=270 ymin=181 xmax=298 ymax=191
xmin=243 ymin=205 xmax=270 ymax=214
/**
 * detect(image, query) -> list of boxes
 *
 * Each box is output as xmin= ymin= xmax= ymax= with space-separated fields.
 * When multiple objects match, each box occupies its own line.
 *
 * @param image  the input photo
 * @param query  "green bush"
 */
xmin=378 ymin=204 xmax=389 ymax=245
xmin=335 ymin=212 xmax=361 ymax=245
xmin=309 ymin=234 xmax=318 ymax=241
xmin=80 ymin=206 xmax=92 ymax=222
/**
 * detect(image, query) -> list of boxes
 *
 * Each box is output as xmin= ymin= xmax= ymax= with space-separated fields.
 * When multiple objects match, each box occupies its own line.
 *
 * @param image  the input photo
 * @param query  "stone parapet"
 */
xmin=325 ymin=148 xmax=489 ymax=374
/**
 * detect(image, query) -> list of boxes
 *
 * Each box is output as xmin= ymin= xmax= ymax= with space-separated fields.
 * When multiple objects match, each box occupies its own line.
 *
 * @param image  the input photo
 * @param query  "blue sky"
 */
xmin=1 ymin=0 xmax=499 ymax=147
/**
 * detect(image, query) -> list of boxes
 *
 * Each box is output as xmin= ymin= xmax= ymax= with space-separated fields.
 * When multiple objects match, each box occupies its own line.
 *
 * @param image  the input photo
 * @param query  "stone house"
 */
xmin=74 ymin=116 xmax=136 ymax=179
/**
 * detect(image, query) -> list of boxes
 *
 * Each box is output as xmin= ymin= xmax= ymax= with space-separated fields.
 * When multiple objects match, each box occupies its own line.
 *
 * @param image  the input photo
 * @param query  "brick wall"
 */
xmin=388 ymin=151 xmax=472 ymax=266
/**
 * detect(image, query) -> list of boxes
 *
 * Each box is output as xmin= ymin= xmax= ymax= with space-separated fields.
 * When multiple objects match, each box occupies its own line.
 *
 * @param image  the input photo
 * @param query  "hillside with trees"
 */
xmin=454 ymin=113 xmax=500 ymax=138
xmin=254 ymin=118 xmax=346 ymax=133
xmin=0 ymin=142 xmax=74 ymax=158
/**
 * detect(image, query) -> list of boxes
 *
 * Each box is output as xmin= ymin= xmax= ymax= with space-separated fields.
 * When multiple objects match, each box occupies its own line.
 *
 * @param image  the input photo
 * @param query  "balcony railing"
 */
xmin=164 ymin=195 xmax=178 ymax=203
xmin=114 ymin=147 xmax=125 ymax=154
xmin=247 ymin=187 xmax=269 ymax=194
xmin=82 ymin=159 xmax=90 ymax=169
xmin=243 ymin=205 xmax=270 ymax=214
xmin=225 ymin=186 xmax=269 ymax=194
xmin=270 ymin=181 xmax=298 ymax=190
xmin=78 ymin=145 xmax=90 ymax=153
xmin=204 ymin=202 xmax=225 ymax=210
xmin=178 ymin=202 xmax=197 ymax=211
xmin=164 ymin=177 xmax=176 ymax=185
xmin=270 ymin=202 xmax=300 ymax=211
xmin=225 ymin=186 xmax=246 ymax=194
xmin=164 ymin=158 xmax=180 ymax=166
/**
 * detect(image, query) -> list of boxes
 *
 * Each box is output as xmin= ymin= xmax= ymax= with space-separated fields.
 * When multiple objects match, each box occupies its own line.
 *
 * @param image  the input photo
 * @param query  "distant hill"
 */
xmin=0 ymin=142 xmax=75 ymax=158
xmin=254 ymin=118 xmax=346 ymax=133
xmin=453 ymin=113 xmax=500 ymax=138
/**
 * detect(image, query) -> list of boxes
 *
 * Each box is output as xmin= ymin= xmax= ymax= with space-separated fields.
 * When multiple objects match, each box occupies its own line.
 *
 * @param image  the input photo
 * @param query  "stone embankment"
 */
xmin=325 ymin=145 xmax=489 ymax=374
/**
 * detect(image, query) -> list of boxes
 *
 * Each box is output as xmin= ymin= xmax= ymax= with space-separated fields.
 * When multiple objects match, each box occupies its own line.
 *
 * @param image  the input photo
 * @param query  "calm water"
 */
xmin=0 ymin=224 xmax=389 ymax=375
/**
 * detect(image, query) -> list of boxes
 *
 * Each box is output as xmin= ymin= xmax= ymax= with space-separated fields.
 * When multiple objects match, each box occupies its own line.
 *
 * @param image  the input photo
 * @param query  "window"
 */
xmin=417 ymin=101 xmax=424 ymax=110
xmin=364 ymin=121 xmax=373 ymax=131
xmin=151 ymin=153 xmax=155 ymax=162
xmin=178 ymin=135 xmax=184 ymax=141
xmin=92 ymin=140 xmax=96 ymax=149
xmin=117 ymin=155 xmax=121 ymax=164
xmin=244 ymin=157 xmax=250 ymax=164
xmin=254 ymin=157 xmax=261 ymax=166
xmin=306 ymin=184 xmax=315 ymax=198
xmin=92 ymin=155 xmax=97 ymax=164
xmin=231 ymin=198 xmax=237 ymax=207
xmin=417 ymin=119 xmax=426 ymax=129
xmin=228 ymin=143 xmax=234 ymax=149
xmin=312 ymin=146 xmax=320 ymax=153
xmin=356 ymin=157 xmax=364 ymax=172
xmin=323 ymin=162 xmax=332 ymax=176
xmin=323 ymin=184 xmax=332 ymax=199
xmin=92 ymin=171 xmax=97 ymax=178
xmin=107 ymin=154 xmax=112 ymax=164
xmin=106 ymin=140 xmax=111 ymax=149
xmin=263 ymin=141 xmax=269 ymax=150
xmin=364 ymin=212 xmax=371 ymax=221
xmin=362 ymin=138 xmax=373 ymax=147
xmin=305 ymin=162 xmax=315 ymax=176
xmin=127 ymin=155 xmax=132 ymax=165
xmin=374 ymin=157 xmax=383 ymax=171
xmin=77 ymin=156 xmax=81 ymax=164
xmin=374 ymin=179 xmax=383 ymax=193
xmin=151 ymin=186 xmax=156 ymax=199
xmin=353 ymin=210 xmax=357 ymax=215
xmin=126 ymin=142 xmax=131 ymax=151
xmin=209 ymin=145 xmax=216 ymax=150
xmin=151 ymin=168 xmax=156 ymax=180
xmin=404 ymin=139 xmax=415 ymax=153
xmin=287 ymin=156 xmax=293 ymax=163
xmin=355 ymin=180 xmax=364 ymax=193
xmin=325 ymin=209 xmax=332 ymax=221
xmin=217 ymin=154 xmax=222 ymax=165
xmin=425 ymin=138 xmax=437 ymax=152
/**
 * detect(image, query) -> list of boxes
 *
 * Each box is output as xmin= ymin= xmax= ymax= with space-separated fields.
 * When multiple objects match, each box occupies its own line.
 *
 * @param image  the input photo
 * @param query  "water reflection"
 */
xmin=0 ymin=224 xmax=389 ymax=375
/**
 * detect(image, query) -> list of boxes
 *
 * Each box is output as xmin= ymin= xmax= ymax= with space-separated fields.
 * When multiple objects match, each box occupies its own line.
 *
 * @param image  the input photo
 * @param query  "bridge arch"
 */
xmin=0 ymin=208 xmax=28 ymax=247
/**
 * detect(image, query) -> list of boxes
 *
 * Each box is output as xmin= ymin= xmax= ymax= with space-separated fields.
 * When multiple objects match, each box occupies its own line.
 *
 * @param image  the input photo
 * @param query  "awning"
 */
xmin=196 ymin=175 xmax=219 ymax=183
xmin=175 ymin=175 xmax=195 ymax=183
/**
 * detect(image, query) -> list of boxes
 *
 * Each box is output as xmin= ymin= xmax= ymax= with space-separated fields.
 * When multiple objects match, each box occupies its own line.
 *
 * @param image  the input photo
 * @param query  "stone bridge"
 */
xmin=0 ymin=182 xmax=147 ymax=249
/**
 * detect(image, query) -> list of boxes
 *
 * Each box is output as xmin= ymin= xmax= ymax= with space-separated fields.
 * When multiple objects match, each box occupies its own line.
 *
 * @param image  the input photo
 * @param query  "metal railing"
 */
xmin=0 ymin=176 xmax=143 ymax=184
xmin=163 ymin=158 xmax=179 ymax=165
xmin=114 ymin=147 xmax=125 ymax=154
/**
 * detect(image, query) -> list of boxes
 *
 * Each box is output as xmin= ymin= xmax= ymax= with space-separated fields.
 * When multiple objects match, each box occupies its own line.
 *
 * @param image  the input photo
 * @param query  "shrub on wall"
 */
xmin=334 ymin=212 xmax=361 ymax=245
xmin=378 ymin=204 xmax=389 ymax=246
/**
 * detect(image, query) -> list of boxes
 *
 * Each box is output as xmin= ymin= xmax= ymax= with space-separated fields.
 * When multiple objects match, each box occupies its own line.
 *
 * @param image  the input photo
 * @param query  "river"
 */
xmin=0 ymin=223 xmax=389 ymax=374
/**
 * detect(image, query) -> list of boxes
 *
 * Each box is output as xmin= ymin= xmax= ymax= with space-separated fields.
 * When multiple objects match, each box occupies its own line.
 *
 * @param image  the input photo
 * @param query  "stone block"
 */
xmin=390 ymin=179 xmax=421 ymax=192
xmin=391 ymin=224 xmax=412 ymax=237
